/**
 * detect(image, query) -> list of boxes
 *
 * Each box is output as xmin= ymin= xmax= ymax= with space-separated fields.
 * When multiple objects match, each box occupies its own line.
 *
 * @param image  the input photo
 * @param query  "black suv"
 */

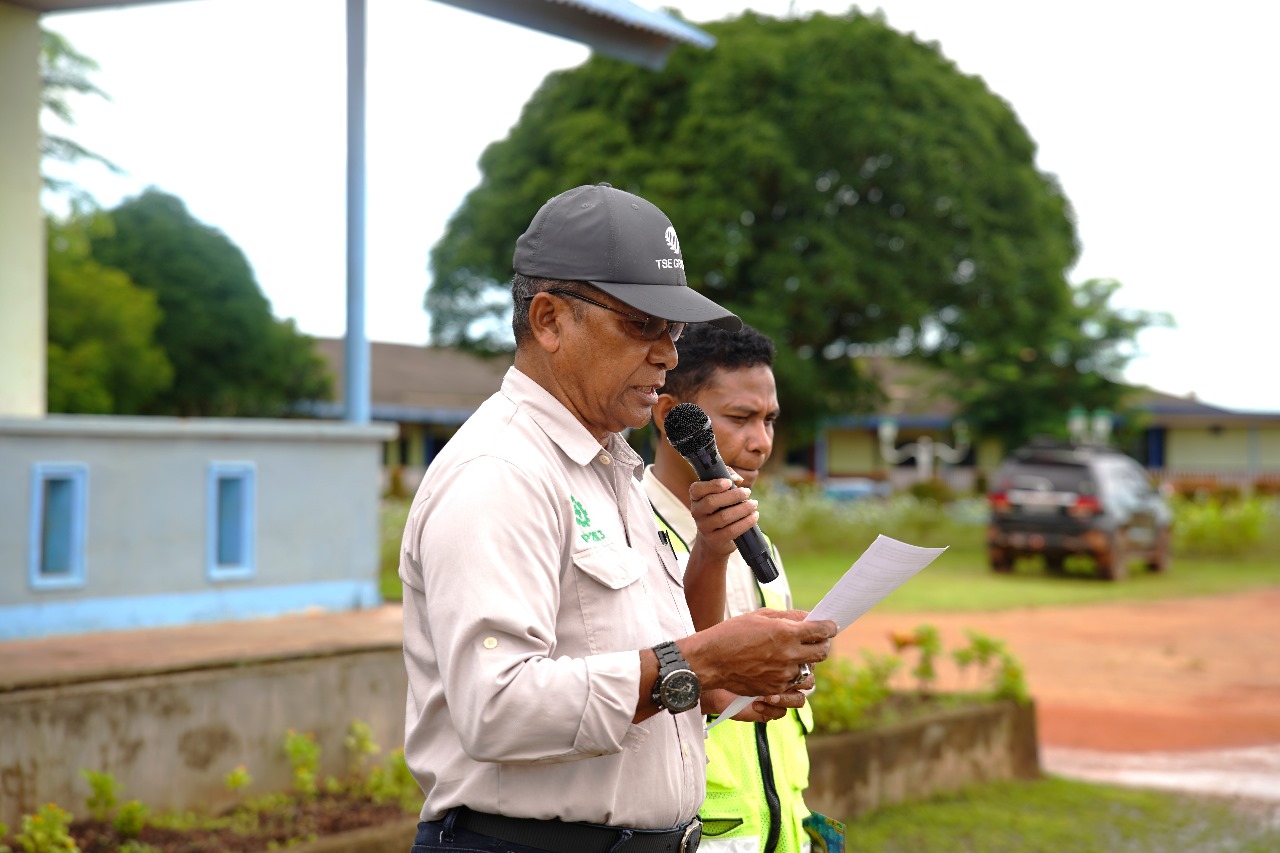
xmin=986 ymin=438 xmax=1174 ymax=580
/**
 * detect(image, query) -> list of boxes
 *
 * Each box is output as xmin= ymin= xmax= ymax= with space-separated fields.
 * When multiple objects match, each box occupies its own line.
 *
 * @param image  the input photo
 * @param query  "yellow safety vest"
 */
xmin=654 ymin=513 xmax=814 ymax=853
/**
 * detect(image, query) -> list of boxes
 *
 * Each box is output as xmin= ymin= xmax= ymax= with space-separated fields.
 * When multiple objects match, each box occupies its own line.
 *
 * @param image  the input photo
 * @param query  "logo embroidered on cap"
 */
xmin=664 ymin=226 xmax=681 ymax=255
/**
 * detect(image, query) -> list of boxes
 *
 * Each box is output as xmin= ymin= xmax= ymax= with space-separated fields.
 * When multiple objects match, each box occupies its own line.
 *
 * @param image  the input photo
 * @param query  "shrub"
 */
xmin=1172 ymin=496 xmax=1270 ymax=556
xmin=14 ymin=804 xmax=78 ymax=853
xmin=760 ymin=486 xmax=979 ymax=555
xmin=810 ymin=626 xmax=1030 ymax=735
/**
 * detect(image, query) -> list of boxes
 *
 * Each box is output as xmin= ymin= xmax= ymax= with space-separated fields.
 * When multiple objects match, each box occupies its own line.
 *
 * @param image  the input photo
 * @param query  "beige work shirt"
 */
xmin=642 ymin=466 xmax=794 ymax=620
xmin=400 ymin=367 xmax=705 ymax=828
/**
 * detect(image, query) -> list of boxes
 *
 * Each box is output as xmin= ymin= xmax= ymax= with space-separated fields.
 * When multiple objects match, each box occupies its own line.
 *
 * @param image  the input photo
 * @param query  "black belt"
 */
xmin=445 ymin=806 xmax=701 ymax=853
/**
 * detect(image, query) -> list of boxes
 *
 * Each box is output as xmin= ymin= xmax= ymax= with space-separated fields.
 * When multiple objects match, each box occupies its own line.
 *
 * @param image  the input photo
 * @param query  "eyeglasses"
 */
xmin=530 ymin=289 xmax=685 ymax=342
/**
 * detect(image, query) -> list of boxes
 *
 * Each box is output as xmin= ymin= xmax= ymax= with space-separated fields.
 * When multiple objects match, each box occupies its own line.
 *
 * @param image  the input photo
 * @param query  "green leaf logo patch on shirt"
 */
xmin=570 ymin=495 xmax=607 ymax=544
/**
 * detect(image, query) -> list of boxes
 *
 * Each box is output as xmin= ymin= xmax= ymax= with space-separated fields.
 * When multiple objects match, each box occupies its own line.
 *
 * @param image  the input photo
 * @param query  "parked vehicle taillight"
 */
xmin=989 ymin=492 xmax=1012 ymax=514
xmin=1068 ymin=495 xmax=1101 ymax=518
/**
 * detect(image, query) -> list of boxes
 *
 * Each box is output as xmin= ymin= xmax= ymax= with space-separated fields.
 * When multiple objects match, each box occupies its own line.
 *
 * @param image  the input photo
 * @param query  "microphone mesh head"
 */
xmin=665 ymin=403 xmax=715 ymax=455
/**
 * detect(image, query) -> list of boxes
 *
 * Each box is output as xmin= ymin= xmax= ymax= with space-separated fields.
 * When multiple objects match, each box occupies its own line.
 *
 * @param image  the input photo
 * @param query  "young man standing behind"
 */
xmin=645 ymin=323 xmax=826 ymax=853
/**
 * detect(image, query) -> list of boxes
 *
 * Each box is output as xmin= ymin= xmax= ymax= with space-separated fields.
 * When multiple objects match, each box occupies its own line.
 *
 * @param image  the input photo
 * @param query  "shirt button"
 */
xmin=599 ymin=455 xmax=611 ymax=465
xmin=483 ymin=637 xmax=498 ymax=649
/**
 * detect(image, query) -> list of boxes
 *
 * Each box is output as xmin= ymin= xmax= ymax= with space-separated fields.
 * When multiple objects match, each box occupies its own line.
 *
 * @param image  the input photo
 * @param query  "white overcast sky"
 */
xmin=41 ymin=0 xmax=1280 ymax=412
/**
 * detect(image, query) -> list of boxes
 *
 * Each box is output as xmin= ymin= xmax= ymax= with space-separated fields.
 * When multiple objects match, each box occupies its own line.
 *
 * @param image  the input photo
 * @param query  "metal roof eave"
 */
xmin=434 ymin=0 xmax=714 ymax=70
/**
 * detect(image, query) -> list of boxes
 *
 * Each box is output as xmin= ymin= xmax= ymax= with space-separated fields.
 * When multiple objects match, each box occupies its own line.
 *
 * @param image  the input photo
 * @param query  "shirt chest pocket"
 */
xmin=570 ymin=544 xmax=658 ymax=654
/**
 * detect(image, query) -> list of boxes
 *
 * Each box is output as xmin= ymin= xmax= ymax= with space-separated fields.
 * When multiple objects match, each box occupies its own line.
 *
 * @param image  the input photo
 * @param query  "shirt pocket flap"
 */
xmin=573 ymin=545 xmax=646 ymax=590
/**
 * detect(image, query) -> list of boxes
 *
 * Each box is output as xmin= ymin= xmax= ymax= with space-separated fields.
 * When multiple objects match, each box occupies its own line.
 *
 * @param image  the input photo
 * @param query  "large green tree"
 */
xmin=46 ymin=211 xmax=174 ymax=413
xmin=90 ymin=189 xmax=332 ymax=417
xmin=427 ymin=10 xmax=1162 ymax=448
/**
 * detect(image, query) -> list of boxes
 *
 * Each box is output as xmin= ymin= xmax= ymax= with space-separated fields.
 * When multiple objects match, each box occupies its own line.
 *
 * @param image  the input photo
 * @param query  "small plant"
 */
xmin=1 ymin=820 xmax=10 ymax=853
xmin=811 ymin=626 xmax=1032 ymax=735
xmin=79 ymin=769 xmax=119 ymax=823
xmin=14 ymin=803 xmax=79 ymax=853
xmin=224 ymin=764 xmax=253 ymax=793
xmin=345 ymin=719 xmax=381 ymax=778
xmin=890 ymin=624 xmax=942 ymax=695
xmin=112 ymin=800 xmax=149 ymax=840
xmin=808 ymin=650 xmax=901 ymax=734
xmin=283 ymin=729 xmax=321 ymax=798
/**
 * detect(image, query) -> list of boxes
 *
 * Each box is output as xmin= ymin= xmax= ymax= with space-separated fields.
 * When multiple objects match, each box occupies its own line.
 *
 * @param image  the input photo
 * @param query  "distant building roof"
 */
xmin=312 ymin=338 xmax=511 ymax=425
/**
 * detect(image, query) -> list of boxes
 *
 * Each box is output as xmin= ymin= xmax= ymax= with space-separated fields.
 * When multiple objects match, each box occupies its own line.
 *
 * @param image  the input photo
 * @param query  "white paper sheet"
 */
xmin=707 ymin=534 xmax=947 ymax=729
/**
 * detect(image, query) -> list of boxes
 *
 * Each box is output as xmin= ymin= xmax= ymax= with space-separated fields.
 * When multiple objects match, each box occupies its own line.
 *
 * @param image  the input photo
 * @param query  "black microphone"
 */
xmin=663 ymin=402 xmax=779 ymax=583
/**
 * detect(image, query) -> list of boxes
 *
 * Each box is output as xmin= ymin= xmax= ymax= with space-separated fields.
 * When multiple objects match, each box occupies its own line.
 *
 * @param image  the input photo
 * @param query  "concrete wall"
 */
xmin=0 ymin=647 xmax=1040 ymax=831
xmin=0 ymin=416 xmax=396 ymax=639
xmin=0 ymin=646 xmax=408 ymax=825
xmin=0 ymin=3 xmax=45 ymax=418
xmin=806 ymin=700 xmax=1040 ymax=819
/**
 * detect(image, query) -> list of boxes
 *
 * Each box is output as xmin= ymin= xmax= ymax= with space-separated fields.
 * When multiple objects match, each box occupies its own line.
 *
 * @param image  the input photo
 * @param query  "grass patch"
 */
xmin=783 ymin=548 xmax=1280 ymax=612
xmin=844 ymin=776 xmax=1280 ymax=852
xmin=379 ymin=491 xmax=1280 ymax=610
xmin=379 ymin=498 xmax=411 ymax=602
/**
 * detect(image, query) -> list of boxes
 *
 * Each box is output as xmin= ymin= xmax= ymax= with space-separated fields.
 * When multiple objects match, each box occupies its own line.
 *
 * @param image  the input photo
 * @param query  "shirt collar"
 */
xmin=502 ymin=367 xmax=644 ymax=473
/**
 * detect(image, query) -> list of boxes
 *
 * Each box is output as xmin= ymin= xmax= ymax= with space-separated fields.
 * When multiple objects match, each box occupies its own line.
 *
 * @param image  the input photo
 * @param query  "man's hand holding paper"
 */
xmin=711 ymin=535 xmax=949 ymax=726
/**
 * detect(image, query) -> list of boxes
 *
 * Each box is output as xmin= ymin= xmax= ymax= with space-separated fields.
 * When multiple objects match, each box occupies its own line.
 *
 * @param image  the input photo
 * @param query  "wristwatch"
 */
xmin=651 ymin=640 xmax=701 ymax=714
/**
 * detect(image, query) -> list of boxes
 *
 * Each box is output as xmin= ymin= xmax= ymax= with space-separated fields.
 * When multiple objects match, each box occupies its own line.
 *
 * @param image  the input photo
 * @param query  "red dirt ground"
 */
xmin=832 ymin=587 xmax=1280 ymax=753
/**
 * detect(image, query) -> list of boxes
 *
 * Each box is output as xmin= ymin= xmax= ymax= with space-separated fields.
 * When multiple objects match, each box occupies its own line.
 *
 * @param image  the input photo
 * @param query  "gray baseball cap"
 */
xmin=513 ymin=183 xmax=742 ymax=331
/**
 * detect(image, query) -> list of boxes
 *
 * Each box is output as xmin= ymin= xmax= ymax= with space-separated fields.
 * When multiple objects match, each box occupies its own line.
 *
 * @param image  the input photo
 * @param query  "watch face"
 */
xmin=662 ymin=669 xmax=701 ymax=712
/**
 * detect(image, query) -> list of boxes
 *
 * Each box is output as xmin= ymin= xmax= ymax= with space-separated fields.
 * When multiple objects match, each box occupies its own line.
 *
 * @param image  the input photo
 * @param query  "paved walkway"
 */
xmin=0 ymin=605 xmax=403 ymax=692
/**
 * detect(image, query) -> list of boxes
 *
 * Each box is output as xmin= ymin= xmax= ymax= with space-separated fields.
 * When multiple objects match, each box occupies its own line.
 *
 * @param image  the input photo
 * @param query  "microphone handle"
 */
xmin=684 ymin=444 xmax=780 ymax=583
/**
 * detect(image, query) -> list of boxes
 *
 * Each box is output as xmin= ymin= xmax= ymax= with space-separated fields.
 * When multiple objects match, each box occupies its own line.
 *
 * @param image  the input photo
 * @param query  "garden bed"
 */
xmin=41 ymin=697 xmax=1036 ymax=853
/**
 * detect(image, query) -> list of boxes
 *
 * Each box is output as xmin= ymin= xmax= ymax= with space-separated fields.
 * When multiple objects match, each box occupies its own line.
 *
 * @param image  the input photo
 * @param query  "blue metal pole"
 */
xmin=344 ymin=0 xmax=370 ymax=424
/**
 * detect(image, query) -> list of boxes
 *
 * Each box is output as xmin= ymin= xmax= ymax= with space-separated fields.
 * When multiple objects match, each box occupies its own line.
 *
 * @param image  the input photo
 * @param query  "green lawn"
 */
xmin=842 ymin=776 xmax=1280 ymax=852
xmin=782 ymin=546 xmax=1280 ymax=612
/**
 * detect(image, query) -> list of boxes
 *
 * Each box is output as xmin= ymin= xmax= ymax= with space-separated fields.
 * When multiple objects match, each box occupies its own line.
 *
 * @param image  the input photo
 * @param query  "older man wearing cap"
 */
xmin=400 ymin=183 xmax=837 ymax=853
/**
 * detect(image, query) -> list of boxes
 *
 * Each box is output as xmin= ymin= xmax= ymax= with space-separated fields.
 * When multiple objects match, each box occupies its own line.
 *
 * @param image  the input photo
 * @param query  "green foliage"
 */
xmin=379 ymin=498 xmax=411 ymax=602
xmin=761 ymin=486 xmax=982 ymax=557
xmin=79 ymin=769 xmax=119 ymax=823
xmin=810 ymin=625 xmax=1028 ymax=735
xmin=360 ymin=749 xmax=423 ymax=812
xmin=111 ymin=801 xmax=148 ymax=840
xmin=89 ymin=189 xmax=333 ymax=416
xmin=224 ymin=764 xmax=253 ymax=793
xmin=0 ymin=821 xmax=9 ymax=853
xmin=13 ymin=804 xmax=78 ymax=853
xmin=46 ymin=212 xmax=173 ymax=414
xmin=890 ymin=624 xmax=942 ymax=694
xmin=282 ymin=729 xmax=321 ymax=798
xmin=951 ymin=629 xmax=1030 ymax=703
xmin=1172 ymin=495 xmax=1271 ymax=557
xmin=344 ymin=720 xmax=380 ymax=777
xmin=40 ymin=27 xmax=120 ymax=199
xmin=846 ymin=776 xmax=1280 ymax=851
xmin=807 ymin=651 xmax=900 ymax=733
xmin=426 ymin=10 xmax=1162 ymax=450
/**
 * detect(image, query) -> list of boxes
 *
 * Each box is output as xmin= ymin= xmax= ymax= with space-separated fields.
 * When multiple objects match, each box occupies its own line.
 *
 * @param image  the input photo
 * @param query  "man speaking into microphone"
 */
xmin=645 ymin=323 xmax=834 ymax=853
xmin=399 ymin=183 xmax=836 ymax=853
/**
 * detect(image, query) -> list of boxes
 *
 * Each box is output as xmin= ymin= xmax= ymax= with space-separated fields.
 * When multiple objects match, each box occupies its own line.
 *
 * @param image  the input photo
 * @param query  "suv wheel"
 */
xmin=1099 ymin=531 xmax=1130 ymax=581
xmin=989 ymin=547 xmax=1014 ymax=573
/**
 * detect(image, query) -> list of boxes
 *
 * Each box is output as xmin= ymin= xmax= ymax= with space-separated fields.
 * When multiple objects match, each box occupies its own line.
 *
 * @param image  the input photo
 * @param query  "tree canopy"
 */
xmin=40 ymin=27 xmax=121 ymax=198
xmin=89 ymin=189 xmax=332 ymax=417
xmin=426 ymin=10 xmax=1165 ymax=448
xmin=46 ymin=212 xmax=174 ymax=414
